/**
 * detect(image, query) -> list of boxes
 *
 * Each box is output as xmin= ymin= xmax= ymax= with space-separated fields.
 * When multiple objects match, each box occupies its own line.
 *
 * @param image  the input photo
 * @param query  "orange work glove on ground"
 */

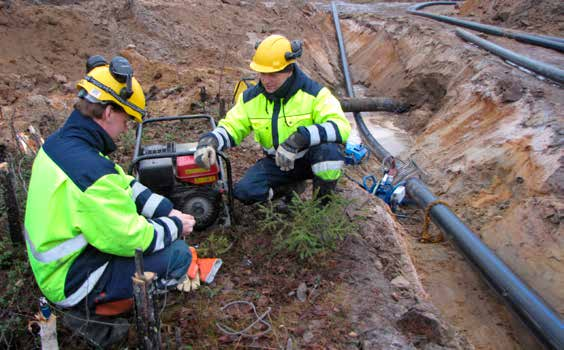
xmin=177 ymin=246 xmax=223 ymax=292
xmin=177 ymin=247 xmax=200 ymax=292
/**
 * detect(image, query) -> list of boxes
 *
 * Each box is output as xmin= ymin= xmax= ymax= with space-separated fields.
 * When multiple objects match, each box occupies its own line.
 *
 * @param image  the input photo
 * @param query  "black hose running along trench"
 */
xmin=330 ymin=3 xmax=564 ymax=350
xmin=408 ymin=1 xmax=564 ymax=85
xmin=408 ymin=1 xmax=564 ymax=53
xmin=330 ymin=2 xmax=392 ymax=161
xmin=455 ymin=28 xmax=564 ymax=84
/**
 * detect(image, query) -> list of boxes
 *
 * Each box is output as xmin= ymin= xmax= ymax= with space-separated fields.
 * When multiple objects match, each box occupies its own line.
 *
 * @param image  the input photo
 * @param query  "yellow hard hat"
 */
xmin=77 ymin=56 xmax=146 ymax=123
xmin=250 ymin=34 xmax=302 ymax=73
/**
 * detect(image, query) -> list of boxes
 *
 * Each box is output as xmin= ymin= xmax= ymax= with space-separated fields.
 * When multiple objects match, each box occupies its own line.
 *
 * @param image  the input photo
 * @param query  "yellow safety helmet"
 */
xmin=77 ymin=56 xmax=146 ymax=123
xmin=250 ymin=34 xmax=303 ymax=73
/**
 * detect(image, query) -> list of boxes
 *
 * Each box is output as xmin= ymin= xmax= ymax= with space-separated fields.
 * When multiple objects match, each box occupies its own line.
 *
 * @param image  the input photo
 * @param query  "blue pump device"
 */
xmin=362 ymin=174 xmax=406 ymax=212
xmin=345 ymin=142 xmax=369 ymax=165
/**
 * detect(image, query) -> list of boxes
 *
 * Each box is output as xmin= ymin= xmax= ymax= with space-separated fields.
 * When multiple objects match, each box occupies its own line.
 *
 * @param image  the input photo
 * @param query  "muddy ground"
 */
xmin=0 ymin=0 xmax=562 ymax=349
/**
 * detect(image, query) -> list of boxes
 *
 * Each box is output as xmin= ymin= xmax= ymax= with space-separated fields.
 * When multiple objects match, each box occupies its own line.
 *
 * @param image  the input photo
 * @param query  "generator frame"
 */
xmin=128 ymin=114 xmax=234 ymax=228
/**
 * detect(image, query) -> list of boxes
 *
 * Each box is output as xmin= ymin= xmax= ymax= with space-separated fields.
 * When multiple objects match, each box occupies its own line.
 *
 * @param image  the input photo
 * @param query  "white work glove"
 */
xmin=275 ymin=131 xmax=310 ymax=172
xmin=275 ymin=145 xmax=298 ymax=171
xmin=176 ymin=271 xmax=200 ymax=292
xmin=194 ymin=136 xmax=219 ymax=170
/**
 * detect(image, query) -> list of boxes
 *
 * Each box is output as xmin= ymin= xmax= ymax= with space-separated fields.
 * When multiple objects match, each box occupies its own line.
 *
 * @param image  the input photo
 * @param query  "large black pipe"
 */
xmin=538 ymin=34 xmax=564 ymax=44
xmin=406 ymin=177 xmax=564 ymax=350
xmin=339 ymin=97 xmax=410 ymax=113
xmin=456 ymin=28 xmax=564 ymax=84
xmin=331 ymin=2 xmax=392 ymax=161
xmin=408 ymin=1 xmax=564 ymax=53
xmin=330 ymin=2 xmax=564 ymax=349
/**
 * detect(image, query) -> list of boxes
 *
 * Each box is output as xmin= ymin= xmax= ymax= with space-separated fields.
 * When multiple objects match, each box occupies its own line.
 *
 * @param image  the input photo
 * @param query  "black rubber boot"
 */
xmin=61 ymin=308 xmax=130 ymax=348
xmin=271 ymin=180 xmax=307 ymax=213
xmin=272 ymin=180 xmax=307 ymax=202
xmin=313 ymin=178 xmax=337 ymax=206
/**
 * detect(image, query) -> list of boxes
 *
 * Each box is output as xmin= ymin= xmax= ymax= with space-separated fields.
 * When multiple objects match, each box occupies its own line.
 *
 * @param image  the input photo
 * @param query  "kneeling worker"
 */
xmin=24 ymin=56 xmax=196 ymax=323
xmin=195 ymin=34 xmax=351 ymax=205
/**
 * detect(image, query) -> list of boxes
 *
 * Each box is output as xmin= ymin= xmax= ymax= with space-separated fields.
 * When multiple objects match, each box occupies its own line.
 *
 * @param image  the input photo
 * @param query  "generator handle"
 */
xmin=217 ymin=151 xmax=234 ymax=219
xmin=128 ymin=151 xmax=196 ymax=175
xmin=140 ymin=114 xmax=217 ymax=128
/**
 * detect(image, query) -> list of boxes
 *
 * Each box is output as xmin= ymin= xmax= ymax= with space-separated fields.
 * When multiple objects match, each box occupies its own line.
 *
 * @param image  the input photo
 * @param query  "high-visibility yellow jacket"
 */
xmin=205 ymin=66 xmax=351 ymax=155
xmin=24 ymin=110 xmax=182 ymax=307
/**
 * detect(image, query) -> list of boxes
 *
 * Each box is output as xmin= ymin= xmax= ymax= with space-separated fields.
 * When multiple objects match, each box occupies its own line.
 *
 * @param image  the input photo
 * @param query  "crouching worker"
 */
xmin=24 ymin=56 xmax=196 ymax=347
xmin=195 ymin=34 xmax=351 ymax=205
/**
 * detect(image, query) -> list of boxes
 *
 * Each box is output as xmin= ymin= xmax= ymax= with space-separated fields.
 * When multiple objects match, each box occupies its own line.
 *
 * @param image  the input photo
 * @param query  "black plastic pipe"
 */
xmin=406 ymin=177 xmax=564 ymax=350
xmin=330 ymin=3 xmax=564 ymax=349
xmin=539 ymin=34 xmax=564 ymax=44
xmin=339 ymin=97 xmax=410 ymax=113
xmin=331 ymin=2 xmax=392 ymax=161
xmin=408 ymin=1 xmax=564 ymax=53
xmin=456 ymin=29 xmax=564 ymax=85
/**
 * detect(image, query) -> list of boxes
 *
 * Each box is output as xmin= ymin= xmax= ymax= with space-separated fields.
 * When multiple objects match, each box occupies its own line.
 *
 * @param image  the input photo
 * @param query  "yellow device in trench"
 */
xmin=232 ymin=78 xmax=256 ymax=104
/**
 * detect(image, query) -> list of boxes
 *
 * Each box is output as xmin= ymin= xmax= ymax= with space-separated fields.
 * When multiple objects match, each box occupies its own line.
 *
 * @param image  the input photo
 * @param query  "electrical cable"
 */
xmin=216 ymin=300 xmax=272 ymax=338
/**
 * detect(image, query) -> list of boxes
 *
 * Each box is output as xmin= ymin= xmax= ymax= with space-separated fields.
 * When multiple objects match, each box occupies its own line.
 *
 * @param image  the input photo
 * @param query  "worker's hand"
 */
xmin=176 ymin=270 xmax=200 ymax=292
xmin=169 ymin=210 xmax=196 ymax=236
xmin=275 ymin=131 xmax=309 ymax=171
xmin=275 ymin=145 xmax=298 ymax=171
xmin=194 ymin=146 xmax=216 ymax=169
xmin=195 ymin=135 xmax=219 ymax=170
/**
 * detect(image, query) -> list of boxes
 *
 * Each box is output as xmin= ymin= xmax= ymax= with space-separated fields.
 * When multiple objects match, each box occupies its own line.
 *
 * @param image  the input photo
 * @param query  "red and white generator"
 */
xmin=129 ymin=115 xmax=233 ymax=231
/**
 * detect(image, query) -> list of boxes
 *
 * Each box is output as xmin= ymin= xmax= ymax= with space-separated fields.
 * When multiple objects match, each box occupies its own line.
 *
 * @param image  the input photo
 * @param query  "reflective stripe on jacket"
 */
xmin=207 ymin=66 xmax=351 ymax=152
xmin=24 ymin=110 xmax=182 ymax=307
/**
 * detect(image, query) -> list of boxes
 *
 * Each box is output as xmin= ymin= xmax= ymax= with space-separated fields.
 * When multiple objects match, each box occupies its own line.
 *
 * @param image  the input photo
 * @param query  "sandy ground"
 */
xmin=0 ymin=0 xmax=562 ymax=349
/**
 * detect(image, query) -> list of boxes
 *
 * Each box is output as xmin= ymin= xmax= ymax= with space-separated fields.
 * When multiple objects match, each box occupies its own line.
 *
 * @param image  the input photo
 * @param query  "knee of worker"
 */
xmin=167 ymin=240 xmax=191 ymax=278
xmin=233 ymin=181 xmax=269 ymax=204
xmin=309 ymin=144 xmax=345 ymax=182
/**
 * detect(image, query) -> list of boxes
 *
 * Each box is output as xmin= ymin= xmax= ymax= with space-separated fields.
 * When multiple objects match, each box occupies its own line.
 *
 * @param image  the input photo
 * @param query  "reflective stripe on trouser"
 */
xmin=312 ymin=160 xmax=343 ymax=181
xmin=233 ymin=143 xmax=344 ymax=204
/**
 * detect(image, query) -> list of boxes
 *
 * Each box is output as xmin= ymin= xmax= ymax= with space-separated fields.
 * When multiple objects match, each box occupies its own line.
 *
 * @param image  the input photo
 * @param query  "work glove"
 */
xmin=176 ymin=246 xmax=223 ymax=292
xmin=177 ymin=247 xmax=201 ymax=292
xmin=177 ymin=271 xmax=201 ymax=292
xmin=194 ymin=135 xmax=219 ymax=170
xmin=275 ymin=131 xmax=309 ymax=171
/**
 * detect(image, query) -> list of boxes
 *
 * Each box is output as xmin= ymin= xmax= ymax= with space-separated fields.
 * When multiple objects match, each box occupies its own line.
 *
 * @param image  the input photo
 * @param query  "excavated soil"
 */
xmin=0 ymin=1 xmax=562 ymax=349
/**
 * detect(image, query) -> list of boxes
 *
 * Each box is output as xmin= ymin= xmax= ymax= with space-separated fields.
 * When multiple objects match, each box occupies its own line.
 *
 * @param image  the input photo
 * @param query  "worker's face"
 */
xmin=259 ymin=70 xmax=292 ymax=93
xmin=99 ymin=105 xmax=131 ymax=140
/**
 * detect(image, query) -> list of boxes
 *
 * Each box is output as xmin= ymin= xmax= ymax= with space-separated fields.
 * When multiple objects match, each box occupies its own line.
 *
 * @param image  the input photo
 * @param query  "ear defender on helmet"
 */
xmin=86 ymin=55 xmax=108 ymax=73
xmin=109 ymin=56 xmax=134 ymax=99
xmin=285 ymin=40 xmax=303 ymax=61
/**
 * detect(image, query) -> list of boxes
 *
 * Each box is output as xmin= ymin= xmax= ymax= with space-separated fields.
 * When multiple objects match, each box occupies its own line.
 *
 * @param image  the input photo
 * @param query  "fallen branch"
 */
xmin=0 ymin=145 xmax=23 ymax=244
xmin=132 ymin=248 xmax=162 ymax=349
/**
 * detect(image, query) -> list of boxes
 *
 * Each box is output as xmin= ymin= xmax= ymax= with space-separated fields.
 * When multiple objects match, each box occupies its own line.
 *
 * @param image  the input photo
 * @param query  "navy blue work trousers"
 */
xmin=233 ymin=143 xmax=343 ymax=204
xmin=85 ymin=239 xmax=191 ymax=307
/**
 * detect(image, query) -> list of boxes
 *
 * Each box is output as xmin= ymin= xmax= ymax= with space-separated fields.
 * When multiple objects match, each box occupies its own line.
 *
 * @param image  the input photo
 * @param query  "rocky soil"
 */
xmin=0 ymin=0 xmax=562 ymax=349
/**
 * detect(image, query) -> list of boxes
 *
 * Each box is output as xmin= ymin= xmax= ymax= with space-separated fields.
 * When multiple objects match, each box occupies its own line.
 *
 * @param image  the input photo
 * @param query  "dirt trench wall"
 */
xmin=343 ymin=6 xmax=564 ymax=310
xmin=0 ymin=1 xmax=561 ymax=348
xmin=337 ymin=6 xmax=563 ymax=348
